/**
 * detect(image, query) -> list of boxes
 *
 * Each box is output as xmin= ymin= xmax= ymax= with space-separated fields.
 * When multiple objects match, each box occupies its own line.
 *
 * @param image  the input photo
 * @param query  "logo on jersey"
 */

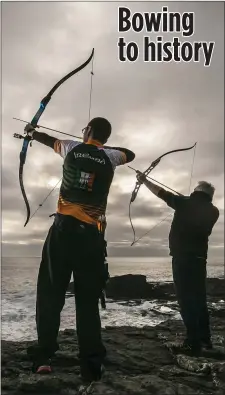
xmin=78 ymin=171 xmax=95 ymax=191
xmin=74 ymin=152 xmax=105 ymax=165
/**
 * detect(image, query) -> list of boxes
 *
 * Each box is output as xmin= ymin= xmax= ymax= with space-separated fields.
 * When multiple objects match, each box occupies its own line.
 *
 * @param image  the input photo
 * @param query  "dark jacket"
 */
xmin=158 ymin=190 xmax=219 ymax=258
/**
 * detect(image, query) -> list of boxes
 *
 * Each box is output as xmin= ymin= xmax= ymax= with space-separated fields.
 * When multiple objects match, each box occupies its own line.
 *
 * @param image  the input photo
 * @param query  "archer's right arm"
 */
xmin=104 ymin=145 xmax=135 ymax=166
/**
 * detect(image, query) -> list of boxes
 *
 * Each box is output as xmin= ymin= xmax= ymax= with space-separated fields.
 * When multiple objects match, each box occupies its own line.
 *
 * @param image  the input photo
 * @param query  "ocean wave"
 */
xmin=1 ymin=292 xmax=181 ymax=342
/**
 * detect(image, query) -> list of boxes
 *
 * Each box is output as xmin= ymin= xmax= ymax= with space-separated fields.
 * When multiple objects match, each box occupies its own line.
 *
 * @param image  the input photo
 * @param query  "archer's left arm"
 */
xmin=136 ymin=172 xmax=186 ymax=210
xmin=26 ymin=127 xmax=80 ymax=156
xmin=24 ymin=123 xmax=57 ymax=148
xmin=137 ymin=172 xmax=163 ymax=196
xmin=32 ymin=131 xmax=57 ymax=149
xmin=157 ymin=189 xmax=187 ymax=210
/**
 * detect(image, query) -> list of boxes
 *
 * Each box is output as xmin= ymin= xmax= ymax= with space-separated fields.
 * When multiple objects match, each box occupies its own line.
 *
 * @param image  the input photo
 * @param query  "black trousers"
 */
xmin=172 ymin=256 xmax=210 ymax=346
xmin=36 ymin=213 xmax=106 ymax=364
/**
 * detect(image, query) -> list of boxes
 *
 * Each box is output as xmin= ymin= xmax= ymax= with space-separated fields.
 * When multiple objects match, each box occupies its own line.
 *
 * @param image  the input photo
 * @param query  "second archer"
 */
xmin=136 ymin=171 xmax=219 ymax=356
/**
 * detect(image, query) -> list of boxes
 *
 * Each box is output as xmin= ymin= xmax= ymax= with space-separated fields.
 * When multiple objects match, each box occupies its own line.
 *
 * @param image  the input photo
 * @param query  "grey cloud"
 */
xmin=2 ymin=2 xmax=224 ymax=259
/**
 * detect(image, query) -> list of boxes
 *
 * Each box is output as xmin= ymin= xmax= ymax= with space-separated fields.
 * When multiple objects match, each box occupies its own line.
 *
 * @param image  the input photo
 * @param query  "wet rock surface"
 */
xmin=2 ymin=277 xmax=225 ymax=394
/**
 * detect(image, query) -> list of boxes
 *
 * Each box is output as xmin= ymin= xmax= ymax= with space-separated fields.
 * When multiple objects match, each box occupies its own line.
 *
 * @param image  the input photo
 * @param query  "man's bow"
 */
xmin=129 ymin=143 xmax=197 ymax=245
xmin=14 ymin=49 xmax=94 ymax=227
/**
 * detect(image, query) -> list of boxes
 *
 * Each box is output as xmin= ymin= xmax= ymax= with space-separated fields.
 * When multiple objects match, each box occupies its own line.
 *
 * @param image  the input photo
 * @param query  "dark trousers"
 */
xmin=36 ymin=213 xmax=106 ymax=364
xmin=172 ymin=256 xmax=210 ymax=346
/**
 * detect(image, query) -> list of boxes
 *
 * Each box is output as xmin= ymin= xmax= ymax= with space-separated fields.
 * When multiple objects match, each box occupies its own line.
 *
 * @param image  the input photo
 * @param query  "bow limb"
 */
xmin=19 ymin=136 xmax=32 ymax=226
xmin=130 ymin=143 xmax=197 ymax=204
xmin=30 ymin=48 xmax=94 ymax=128
xmin=129 ymin=142 xmax=197 ymax=245
xmin=17 ymin=48 xmax=94 ymax=227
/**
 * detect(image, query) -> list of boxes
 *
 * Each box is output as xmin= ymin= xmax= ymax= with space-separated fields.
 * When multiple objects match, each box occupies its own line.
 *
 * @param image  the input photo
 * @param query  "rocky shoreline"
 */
xmin=67 ymin=274 xmax=225 ymax=302
xmin=2 ymin=276 xmax=225 ymax=395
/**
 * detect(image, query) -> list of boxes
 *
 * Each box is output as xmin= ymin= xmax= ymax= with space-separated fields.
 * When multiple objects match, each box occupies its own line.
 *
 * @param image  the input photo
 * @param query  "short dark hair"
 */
xmin=88 ymin=117 xmax=111 ymax=143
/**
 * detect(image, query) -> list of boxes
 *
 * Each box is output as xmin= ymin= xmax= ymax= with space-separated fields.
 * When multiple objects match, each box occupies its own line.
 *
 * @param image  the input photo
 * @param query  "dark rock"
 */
xmin=105 ymin=274 xmax=150 ymax=299
xmin=68 ymin=275 xmax=225 ymax=301
xmin=106 ymin=276 xmax=225 ymax=301
xmin=2 ymin=298 xmax=225 ymax=394
xmin=206 ymin=278 xmax=225 ymax=298
xmin=2 ymin=277 xmax=224 ymax=394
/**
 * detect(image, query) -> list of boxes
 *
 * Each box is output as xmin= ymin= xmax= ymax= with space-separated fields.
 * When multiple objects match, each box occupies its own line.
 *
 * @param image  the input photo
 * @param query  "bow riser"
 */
xmin=20 ymin=137 xmax=31 ymax=165
xmin=131 ymin=164 xmax=156 ymax=202
xmin=30 ymin=96 xmax=51 ymax=127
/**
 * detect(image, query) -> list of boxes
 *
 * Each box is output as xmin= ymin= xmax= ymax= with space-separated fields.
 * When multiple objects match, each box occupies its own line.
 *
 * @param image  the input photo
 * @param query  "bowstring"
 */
xmin=132 ymin=212 xmax=172 ymax=245
xmin=29 ymin=55 xmax=95 ymax=223
xmin=29 ymin=178 xmax=62 ymax=222
xmin=131 ymin=144 xmax=197 ymax=246
xmin=88 ymin=54 xmax=94 ymax=122
xmin=188 ymin=142 xmax=197 ymax=194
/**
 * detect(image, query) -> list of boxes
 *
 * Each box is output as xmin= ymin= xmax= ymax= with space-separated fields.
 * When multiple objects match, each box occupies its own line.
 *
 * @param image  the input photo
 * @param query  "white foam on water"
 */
xmin=2 ymin=257 xmax=223 ymax=342
xmin=1 ymin=292 xmax=181 ymax=342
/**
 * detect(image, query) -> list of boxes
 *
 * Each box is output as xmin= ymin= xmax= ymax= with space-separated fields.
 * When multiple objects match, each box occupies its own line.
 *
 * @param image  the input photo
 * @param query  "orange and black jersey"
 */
xmin=53 ymin=138 xmax=134 ymax=225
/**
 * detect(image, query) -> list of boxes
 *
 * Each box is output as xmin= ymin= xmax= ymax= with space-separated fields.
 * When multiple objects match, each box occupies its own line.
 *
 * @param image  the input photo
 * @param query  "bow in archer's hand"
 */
xmin=13 ymin=49 xmax=94 ymax=227
xmin=135 ymin=170 xmax=146 ymax=185
xmin=129 ymin=143 xmax=197 ymax=246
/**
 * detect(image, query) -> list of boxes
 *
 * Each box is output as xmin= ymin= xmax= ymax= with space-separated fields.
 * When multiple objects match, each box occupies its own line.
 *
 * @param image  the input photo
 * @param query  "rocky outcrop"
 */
xmin=2 ymin=277 xmax=225 ymax=395
xmin=206 ymin=278 xmax=225 ymax=298
xmin=105 ymin=274 xmax=151 ymax=299
xmin=67 ymin=275 xmax=225 ymax=301
xmin=1 ymin=310 xmax=225 ymax=395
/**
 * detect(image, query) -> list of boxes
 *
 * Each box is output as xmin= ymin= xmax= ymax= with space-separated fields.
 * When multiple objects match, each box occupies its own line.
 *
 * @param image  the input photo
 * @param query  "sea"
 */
xmin=1 ymin=257 xmax=224 ymax=342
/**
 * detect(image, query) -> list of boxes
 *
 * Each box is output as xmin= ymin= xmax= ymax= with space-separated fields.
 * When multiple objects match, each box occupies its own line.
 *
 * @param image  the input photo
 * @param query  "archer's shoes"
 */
xmin=32 ymin=359 xmax=52 ymax=374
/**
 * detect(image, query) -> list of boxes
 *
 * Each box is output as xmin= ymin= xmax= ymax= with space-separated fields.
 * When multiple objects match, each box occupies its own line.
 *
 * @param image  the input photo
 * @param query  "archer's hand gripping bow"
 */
xmin=129 ymin=143 xmax=197 ymax=246
xmin=14 ymin=49 xmax=94 ymax=227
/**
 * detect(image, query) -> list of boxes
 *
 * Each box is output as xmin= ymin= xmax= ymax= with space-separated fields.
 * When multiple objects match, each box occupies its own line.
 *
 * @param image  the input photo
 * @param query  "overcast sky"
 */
xmin=2 ymin=2 xmax=224 ymax=262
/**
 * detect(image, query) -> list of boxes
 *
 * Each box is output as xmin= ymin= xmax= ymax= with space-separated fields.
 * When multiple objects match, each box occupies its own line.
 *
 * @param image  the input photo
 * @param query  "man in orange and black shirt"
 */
xmin=26 ymin=117 xmax=135 ymax=381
